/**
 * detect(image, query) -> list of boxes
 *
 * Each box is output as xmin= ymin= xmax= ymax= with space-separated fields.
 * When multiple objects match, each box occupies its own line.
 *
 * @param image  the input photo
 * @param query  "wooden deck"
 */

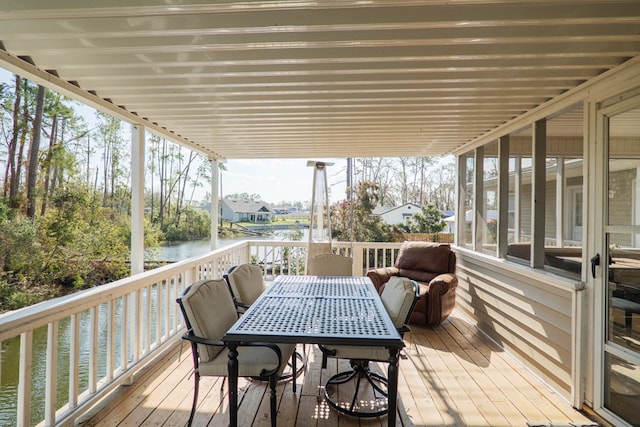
xmin=79 ymin=311 xmax=599 ymax=427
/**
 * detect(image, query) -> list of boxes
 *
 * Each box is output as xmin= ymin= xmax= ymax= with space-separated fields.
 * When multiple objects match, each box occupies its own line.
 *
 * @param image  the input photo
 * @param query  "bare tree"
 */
xmin=3 ymin=75 xmax=21 ymax=202
xmin=25 ymin=84 xmax=45 ymax=219
xmin=96 ymin=113 xmax=125 ymax=208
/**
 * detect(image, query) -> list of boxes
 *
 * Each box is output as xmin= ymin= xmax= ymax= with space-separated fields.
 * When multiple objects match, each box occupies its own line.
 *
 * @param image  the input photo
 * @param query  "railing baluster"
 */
xmin=45 ymin=321 xmax=59 ymax=426
xmin=107 ymin=300 xmax=115 ymax=382
xmin=135 ymin=289 xmax=142 ymax=362
xmin=144 ymin=285 xmax=151 ymax=354
xmin=122 ymin=294 xmax=130 ymax=372
xmin=69 ymin=313 xmax=79 ymax=409
xmin=89 ymin=307 xmax=98 ymax=394
xmin=154 ymin=276 xmax=164 ymax=348
xmin=17 ymin=330 xmax=32 ymax=427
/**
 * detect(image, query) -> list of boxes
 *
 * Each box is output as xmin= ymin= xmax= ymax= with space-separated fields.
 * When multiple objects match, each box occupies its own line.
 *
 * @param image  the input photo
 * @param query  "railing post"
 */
xmin=352 ymin=244 xmax=364 ymax=276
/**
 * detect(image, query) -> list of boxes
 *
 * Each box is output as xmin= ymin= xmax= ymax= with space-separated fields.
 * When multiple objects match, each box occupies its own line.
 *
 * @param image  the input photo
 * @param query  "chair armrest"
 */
xmin=182 ymin=333 xmax=285 ymax=377
xmin=397 ymin=324 xmax=411 ymax=335
xmin=182 ymin=334 xmax=284 ymax=365
xmin=366 ymin=267 xmax=399 ymax=293
xmin=428 ymin=273 xmax=458 ymax=295
xmin=182 ymin=333 xmax=226 ymax=347
xmin=238 ymin=341 xmax=287 ymax=377
xmin=235 ymin=302 xmax=250 ymax=317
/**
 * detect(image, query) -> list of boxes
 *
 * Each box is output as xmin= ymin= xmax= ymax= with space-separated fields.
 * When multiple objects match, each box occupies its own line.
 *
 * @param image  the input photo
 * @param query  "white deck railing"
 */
xmin=0 ymin=240 xmax=402 ymax=427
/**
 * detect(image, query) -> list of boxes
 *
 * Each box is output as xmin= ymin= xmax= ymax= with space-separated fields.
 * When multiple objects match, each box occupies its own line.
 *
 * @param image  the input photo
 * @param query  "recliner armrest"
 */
xmin=423 ymin=273 xmax=458 ymax=326
xmin=428 ymin=273 xmax=458 ymax=295
xmin=366 ymin=267 xmax=399 ymax=293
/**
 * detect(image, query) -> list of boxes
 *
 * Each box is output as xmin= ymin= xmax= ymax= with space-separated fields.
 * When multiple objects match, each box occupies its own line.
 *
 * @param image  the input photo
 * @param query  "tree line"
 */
xmin=353 ymin=157 xmax=455 ymax=211
xmin=0 ymin=72 xmax=456 ymax=311
xmin=0 ymin=74 xmax=210 ymax=310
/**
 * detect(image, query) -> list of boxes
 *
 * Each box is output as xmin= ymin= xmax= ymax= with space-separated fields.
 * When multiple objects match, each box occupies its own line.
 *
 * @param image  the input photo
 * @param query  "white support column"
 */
xmin=514 ymin=158 xmax=522 ymax=243
xmin=210 ymin=159 xmax=220 ymax=251
xmin=498 ymin=135 xmax=510 ymax=258
xmin=455 ymin=154 xmax=466 ymax=246
xmin=556 ymin=157 xmax=566 ymax=247
xmin=474 ymin=146 xmax=485 ymax=251
xmin=532 ymin=118 xmax=547 ymax=268
xmin=636 ymin=166 xmax=640 ymax=247
xmin=130 ymin=124 xmax=145 ymax=275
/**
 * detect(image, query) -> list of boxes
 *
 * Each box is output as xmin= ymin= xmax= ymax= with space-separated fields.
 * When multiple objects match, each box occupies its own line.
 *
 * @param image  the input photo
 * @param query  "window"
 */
xmin=464 ymin=105 xmax=584 ymax=278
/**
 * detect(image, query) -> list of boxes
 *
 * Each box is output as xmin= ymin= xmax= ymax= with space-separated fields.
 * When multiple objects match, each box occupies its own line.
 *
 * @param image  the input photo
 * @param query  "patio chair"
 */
xmin=223 ymin=263 xmax=266 ymax=314
xmin=224 ymin=263 xmax=305 ymax=380
xmin=320 ymin=276 xmax=420 ymax=418
xmin=307 ymin=253 xmax=353 ymax=276
xmin=308 ymin=254 xmax=353 ymax=367
xmin=367 ymin=241 xmax=458 ymax=326
xmin=177 ymin=278 xmax=297 ymax=427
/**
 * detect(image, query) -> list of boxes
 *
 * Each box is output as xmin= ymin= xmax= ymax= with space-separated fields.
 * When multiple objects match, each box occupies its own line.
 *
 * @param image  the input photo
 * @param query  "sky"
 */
xmin=222 ymin=158 xmax=348 ymax=204
xmin=1 ymin=67 xmax=347 ymax=204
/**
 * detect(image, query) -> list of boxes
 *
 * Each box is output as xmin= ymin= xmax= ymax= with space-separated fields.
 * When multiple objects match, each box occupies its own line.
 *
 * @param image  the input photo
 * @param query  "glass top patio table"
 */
xmin=223 ymin=275 xmax=404 ymax=427
xmin=225 ymin=275 xmax=402 ymax=346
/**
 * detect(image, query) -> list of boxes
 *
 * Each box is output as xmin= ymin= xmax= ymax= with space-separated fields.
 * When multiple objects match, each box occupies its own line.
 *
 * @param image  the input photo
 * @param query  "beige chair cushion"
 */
xmin=381 ymin=277 xmax=417 ymax=329
xmin=307 ymin=254 xmax=352 ymax=276
xmin=180 ymin=279 xmax=238 ymax=362
xmin=324 ymin=345 xmax=393 ymax=363
xmin=321 ymin=277 xmax=417 ymax=362
xmin=181 ymin=278 xmax=295 ymax=379
xmin=200 ymin=343 xmax=296 ymax=377
xmin=226 ymin=264 xmax=265 ymax=305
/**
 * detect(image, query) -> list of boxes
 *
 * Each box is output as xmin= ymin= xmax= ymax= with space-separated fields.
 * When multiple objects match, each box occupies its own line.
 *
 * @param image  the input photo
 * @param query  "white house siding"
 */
xmin=455 ymin=249 xmax=578 ymax=402
xmin=378 ymin=203 xmax=421 ymax=225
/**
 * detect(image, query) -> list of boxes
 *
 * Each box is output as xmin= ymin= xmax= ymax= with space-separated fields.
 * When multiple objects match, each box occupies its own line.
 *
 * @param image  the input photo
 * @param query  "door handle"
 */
xmin=590 ymin=253 xmax=600 ymax=279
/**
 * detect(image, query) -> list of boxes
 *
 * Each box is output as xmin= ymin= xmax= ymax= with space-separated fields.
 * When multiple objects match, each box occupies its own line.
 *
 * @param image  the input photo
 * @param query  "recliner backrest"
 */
xmin=394 ymin=241 xmax=455 ymax=282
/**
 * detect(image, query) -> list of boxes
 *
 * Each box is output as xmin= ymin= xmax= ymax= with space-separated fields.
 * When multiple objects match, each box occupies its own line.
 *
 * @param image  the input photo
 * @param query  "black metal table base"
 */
xmin=323 ymin=360 xmax=389 ymax=418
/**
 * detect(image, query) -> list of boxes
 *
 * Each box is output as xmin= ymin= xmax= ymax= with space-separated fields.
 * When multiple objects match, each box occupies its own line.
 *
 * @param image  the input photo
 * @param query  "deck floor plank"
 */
xmin=81 ymin=311 xmax=598 ymax=427
xmin=445 ymin=318 xmax=562 ymax=424
xmin=447 ymin=318 xmax=572 ymax=424
xmin=438 ymin=319 xmax=529 ymax=426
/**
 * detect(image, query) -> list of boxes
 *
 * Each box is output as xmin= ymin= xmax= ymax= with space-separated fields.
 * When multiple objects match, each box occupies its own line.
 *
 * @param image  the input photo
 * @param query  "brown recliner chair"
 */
xmin=366 ymin=241 xmax=458 ymax=326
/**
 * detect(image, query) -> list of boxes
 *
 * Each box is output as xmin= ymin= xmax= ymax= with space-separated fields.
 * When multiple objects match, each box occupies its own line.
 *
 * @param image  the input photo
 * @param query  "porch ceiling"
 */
xmin=1 ymin=1 xmax=640 ymax=161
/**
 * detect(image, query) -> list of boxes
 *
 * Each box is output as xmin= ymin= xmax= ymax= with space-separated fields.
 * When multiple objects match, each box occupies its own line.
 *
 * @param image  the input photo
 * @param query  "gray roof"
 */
xmin=223 ymin=199 xmax=271 ymax=213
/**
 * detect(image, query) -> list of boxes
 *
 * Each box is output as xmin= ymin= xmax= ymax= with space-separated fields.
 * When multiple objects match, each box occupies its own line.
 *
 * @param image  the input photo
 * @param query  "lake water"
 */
xmin=157 ymin=229 xmax=308 ymax=261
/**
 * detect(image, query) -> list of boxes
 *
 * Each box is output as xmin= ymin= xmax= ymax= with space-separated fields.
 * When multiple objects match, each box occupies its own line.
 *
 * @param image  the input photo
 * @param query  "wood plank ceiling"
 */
xmin=1 ymin=0 xmax=640 ymax=160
